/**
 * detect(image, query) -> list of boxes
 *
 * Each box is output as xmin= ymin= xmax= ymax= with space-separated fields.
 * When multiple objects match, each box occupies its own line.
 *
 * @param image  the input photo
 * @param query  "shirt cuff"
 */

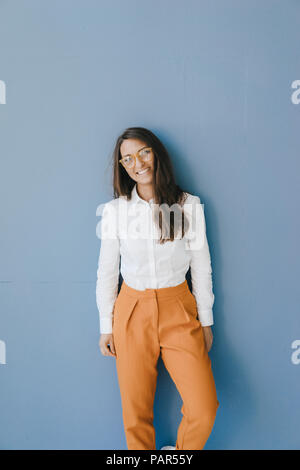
xmin=197 ymin=308 xmax=214 ymax=327
xmin=100 ymin=316 xmax=113 ymax=334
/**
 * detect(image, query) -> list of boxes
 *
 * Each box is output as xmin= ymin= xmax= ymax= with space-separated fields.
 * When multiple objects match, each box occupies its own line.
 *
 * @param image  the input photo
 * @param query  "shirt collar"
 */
xmin=131 ymin=184 xmax=154 ymax=205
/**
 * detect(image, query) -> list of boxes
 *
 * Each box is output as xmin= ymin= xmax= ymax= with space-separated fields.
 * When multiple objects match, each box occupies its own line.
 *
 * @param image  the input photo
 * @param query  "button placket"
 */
xmin=147 ymin=204 xmax=157 ymax=288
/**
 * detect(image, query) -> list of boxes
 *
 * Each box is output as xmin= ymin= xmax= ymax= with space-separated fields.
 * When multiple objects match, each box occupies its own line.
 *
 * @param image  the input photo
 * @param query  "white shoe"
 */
xmin=160 ymin=445 xmax=176 ymax=450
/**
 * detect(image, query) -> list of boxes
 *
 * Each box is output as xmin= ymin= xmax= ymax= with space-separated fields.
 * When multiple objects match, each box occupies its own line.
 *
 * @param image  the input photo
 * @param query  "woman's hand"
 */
xmin=202 ymin=326 xmax=213 ymax=352
xmin=99 ymin=334 xmax=116 ymax=357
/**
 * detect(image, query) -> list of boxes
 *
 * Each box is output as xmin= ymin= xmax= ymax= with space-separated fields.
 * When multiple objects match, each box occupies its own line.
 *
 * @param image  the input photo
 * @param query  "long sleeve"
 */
xmin=186 ymin=196 xmax=215 ymax=327
xmin=96 ymin=201 xmax=120 ymax=334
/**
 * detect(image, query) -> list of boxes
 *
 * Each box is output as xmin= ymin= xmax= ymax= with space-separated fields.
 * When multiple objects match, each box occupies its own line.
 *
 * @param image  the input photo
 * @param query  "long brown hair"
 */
xmin=111 ymin=126 xmax=191 ymax=244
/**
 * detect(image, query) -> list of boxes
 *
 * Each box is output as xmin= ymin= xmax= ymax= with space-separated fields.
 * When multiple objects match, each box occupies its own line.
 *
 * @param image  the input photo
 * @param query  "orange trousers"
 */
xmin=112 ymin=279 xmax=220 ymax=450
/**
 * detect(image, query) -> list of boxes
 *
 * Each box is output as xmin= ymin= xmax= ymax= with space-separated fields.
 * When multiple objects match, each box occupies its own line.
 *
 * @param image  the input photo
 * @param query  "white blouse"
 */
xmin=96 ymin=183 xmax=215 ymax=334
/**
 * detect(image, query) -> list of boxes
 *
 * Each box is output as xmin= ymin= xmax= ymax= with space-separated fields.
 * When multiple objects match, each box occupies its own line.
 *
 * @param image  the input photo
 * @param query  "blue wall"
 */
xmin=0 ymin=0 xmax=299 ymax=450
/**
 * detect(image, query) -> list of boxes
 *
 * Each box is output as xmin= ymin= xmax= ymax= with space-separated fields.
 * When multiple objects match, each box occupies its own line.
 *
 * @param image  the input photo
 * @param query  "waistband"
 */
xmin=119 ymin=279 xmax=190 ymax=299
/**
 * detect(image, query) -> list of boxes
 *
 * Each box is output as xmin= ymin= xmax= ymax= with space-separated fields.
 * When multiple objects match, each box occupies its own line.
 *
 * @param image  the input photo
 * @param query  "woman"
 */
xmin=96 ymin=126 xmax=220 ymax=450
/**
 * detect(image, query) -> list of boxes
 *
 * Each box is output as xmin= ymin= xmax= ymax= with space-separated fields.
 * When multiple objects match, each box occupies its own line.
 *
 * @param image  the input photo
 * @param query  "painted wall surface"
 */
xmin=0 ymin=0 xmax=299 ymax=450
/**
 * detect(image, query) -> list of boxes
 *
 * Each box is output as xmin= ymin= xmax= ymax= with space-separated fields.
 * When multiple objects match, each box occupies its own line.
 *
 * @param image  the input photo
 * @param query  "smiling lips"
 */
xmin=136 ymin=167 xmax=150 ymax=175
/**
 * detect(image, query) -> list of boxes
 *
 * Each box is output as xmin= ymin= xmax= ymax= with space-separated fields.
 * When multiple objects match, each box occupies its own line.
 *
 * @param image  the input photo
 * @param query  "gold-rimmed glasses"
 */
xmin=119 ymin=147 xmax=153 ymax=169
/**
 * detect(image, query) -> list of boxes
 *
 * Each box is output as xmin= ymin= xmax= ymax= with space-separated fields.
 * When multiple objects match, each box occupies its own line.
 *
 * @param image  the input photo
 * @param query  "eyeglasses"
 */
xmin=119 ymin=147 xmax=153 ymax=169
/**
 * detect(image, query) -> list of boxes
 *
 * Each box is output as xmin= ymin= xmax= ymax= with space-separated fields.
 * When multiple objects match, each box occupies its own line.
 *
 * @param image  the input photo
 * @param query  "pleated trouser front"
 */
xmin=112 ymin=279 xmax=220 ymax=450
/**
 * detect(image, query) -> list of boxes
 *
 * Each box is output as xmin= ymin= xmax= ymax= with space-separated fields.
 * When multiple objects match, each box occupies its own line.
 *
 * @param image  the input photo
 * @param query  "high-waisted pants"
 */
xmin=112 ymin=279 xmax=220 ymax=450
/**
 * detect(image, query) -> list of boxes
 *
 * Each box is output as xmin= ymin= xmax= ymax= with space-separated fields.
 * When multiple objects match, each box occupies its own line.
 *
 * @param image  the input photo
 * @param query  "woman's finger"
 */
xmin=109 ymin=338 xmax=116 ymax=355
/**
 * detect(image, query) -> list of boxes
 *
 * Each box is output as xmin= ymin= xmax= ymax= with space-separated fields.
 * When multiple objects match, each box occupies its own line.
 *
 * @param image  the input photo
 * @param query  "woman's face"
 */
xmin=119 ymin=138 xmax=154 ymax=184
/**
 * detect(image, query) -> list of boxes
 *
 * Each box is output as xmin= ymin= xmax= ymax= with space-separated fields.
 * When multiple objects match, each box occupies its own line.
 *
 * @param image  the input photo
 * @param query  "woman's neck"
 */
xmin=136 ymin=183 xmax=154 ymax=202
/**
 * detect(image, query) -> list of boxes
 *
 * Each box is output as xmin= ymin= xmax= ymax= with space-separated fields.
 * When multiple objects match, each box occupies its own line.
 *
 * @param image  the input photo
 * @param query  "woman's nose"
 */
xmin=135 ymin=162 xmax=144 ymax=170
xmin=134 ymin=157 xmax=145 ymax=170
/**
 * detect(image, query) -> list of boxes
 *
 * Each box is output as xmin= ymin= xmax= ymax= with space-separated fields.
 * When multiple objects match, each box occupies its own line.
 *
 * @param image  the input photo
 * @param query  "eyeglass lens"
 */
xmin=122 ymin=148 xmax=152 ymax=168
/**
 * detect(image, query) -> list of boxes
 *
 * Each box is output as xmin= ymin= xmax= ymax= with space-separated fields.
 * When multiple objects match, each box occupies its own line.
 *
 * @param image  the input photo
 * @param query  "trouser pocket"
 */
xmin=175 ymin=289 xmax=201 ymax=325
